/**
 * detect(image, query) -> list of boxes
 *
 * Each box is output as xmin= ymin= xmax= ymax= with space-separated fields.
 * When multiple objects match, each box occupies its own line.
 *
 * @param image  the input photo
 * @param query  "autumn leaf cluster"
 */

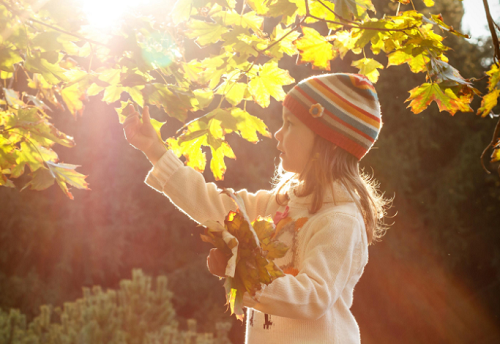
xmin=201 ymin=190 xmax=288 ymax=320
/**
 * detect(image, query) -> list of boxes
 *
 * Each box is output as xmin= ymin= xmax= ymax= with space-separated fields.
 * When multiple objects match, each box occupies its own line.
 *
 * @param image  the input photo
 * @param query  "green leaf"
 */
xmin=248 ymin=61 xmax=294 ymax=108
xmin=294 ymin=26 xmax=335 ymax=71
xmin=0 ymin=48 xmax=22 ymax=72
xmin=351 ymin=58 xmax=384 ymax=83
xmin=186 ymin=20 xmax=229 ymax=46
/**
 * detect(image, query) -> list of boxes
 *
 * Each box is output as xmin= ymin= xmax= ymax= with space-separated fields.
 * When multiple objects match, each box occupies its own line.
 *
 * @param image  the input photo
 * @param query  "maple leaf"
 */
xmin=405 ymin=83 xmax=473 ymax=115
xmin=248 ymin=61 xmax=294 ymax=107
xmin=265 ymin=24 xmax=301 ymax=59
xmin=61 ymin=83 xmax=85 ymax=117
xmin=477 ymin=89 xmax=500 ymax=118
xmin=351 ymin=58 xmax=384 ymax=83
xmin=213 ymin=10 xmax=264 ymax=33
xmin=294 ymin=26 xmax=335 ymax=71
xmin=213 ymin=107 xmax=271 ymax=143
xmin=186 ymin=20 xmax=229 ymax=47
xmin=486 ymin=64 xmax=500 ymax=93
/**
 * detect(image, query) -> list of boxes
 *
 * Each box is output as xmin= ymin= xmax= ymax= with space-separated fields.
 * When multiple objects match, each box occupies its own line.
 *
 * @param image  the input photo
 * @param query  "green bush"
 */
xmin=0 ymin=270 xmax=230 ymax=344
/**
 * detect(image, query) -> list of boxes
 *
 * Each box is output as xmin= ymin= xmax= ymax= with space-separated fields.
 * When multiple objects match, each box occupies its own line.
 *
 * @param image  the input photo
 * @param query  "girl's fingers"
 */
xmin=142 ymin=106 xmax=150 ymax=123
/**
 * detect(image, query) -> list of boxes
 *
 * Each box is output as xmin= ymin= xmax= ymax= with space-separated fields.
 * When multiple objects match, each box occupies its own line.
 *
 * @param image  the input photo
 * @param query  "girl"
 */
xmin=123 ymin=73 xmax=388 ymax=344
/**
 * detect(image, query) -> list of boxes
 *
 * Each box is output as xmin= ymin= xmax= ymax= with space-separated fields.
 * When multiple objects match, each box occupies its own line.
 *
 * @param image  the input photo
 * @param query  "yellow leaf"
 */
xmin=125 ymin=86 xmax=145 ymax=108
xmin=351 ymin=58 xmax=384 ymax=83
xmin=248 ymin=61 xmax=294 ymax=108
xmin=477 ymin=89 xmax=500 ymax=118
xmin=210 ymin=141 xmax=235 ymax=181
xmin=61 ymin=83 xmax=85 ymax=116
xmin=294 ymin=26 xmax=334 ymax=71
xmin=406 ymin=83 xmax=473 ymax=115
xmin=186 ymin=20 xmax=229 ymax=46
xmin=102 ymin=85 xmax=124 ymax=104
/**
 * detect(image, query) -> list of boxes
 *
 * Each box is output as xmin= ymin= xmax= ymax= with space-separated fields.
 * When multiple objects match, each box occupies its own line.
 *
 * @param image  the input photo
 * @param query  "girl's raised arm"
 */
xmin=123 ymin=105 xmax=274 ymax=225
xmin=145 ymin=149 xmax=273 ymax=225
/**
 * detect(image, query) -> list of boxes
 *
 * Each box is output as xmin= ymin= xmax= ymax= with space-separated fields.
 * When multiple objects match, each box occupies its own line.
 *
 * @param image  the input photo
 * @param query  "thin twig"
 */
xmin=257 ymin=17 xmax=306 ymax=54
xmin=316 ymin=0 xmax=357 ymax=24
xmin=480 ymin=116 xmax=500 ymax=174
xmin=482 ymin=0 xmax=500 ymax=65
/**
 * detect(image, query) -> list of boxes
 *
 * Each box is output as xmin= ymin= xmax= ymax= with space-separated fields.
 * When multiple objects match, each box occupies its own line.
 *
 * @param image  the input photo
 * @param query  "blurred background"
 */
xmin=1 ymin=0 xmax=500 ymax=343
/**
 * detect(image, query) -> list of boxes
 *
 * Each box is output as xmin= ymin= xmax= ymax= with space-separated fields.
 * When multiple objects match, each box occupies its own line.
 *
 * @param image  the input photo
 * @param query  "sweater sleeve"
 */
xmin=242 ymin=212 xmax=364 ymax=320
xmin=144 ymin=150 xmax=274 ymax=224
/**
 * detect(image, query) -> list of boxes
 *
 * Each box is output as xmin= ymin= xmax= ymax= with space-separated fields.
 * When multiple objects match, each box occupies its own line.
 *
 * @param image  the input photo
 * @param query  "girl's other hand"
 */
xmin=207 ymin=248 xmax=229 ymax=278
xmin=123 ymin=105 xmax=166 ymax=165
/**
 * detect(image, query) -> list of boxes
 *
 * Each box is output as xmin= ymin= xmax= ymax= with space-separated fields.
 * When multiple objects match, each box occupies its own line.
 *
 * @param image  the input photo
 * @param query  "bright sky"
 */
xmin=461 ymin=0 xmax=500 ymax=39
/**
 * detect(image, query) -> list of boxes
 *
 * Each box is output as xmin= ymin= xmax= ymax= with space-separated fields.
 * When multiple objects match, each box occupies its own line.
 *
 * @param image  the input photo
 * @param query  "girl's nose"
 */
xmin=274 ymin=127 xmax=282 ymax=141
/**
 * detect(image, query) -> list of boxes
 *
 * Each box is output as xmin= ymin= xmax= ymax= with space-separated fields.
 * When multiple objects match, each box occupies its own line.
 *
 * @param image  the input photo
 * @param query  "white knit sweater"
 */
xmin=145 ymin=150 xmax=369 ymax=344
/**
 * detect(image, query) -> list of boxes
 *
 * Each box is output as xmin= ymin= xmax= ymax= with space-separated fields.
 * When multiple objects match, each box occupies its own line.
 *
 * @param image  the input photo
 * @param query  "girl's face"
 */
xmin=274 ymin=108 xmax=316 ymax=174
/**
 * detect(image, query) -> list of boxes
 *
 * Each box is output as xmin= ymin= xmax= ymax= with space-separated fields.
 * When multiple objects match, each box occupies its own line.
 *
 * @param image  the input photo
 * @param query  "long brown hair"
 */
xmin=272 ymin=135 xmax=390 ymax=244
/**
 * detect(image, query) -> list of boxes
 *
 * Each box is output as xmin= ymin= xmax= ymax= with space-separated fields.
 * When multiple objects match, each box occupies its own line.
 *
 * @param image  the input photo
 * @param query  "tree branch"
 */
xmin=481 ymin=115 xmax=500 ymax=174
xmin=482 ymin=0 xmax=500 ymax=64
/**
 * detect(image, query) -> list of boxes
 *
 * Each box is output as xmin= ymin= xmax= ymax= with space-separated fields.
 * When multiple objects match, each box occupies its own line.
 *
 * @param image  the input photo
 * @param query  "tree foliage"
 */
xmin=0 ymin=0 xmax=499 ymax=198
xmin=0 ymin=269 xmax=231 ymax=344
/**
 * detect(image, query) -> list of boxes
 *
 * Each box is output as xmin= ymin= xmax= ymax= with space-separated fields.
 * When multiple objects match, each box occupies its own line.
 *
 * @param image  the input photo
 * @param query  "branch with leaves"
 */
xmin=1 ymin=0 xmax=499 ymax=199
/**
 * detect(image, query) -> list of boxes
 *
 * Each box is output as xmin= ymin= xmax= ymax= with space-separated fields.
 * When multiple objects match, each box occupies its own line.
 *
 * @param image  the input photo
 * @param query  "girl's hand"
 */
xmin=123 ymin=105 xmax=166 ymax=165
xmin=207 ymin=248 xmax=229 ymax=278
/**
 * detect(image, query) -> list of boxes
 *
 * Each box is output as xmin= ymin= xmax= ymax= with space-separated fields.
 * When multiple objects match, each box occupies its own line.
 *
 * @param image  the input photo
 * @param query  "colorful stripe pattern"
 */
xmin=283 ymin=73 xmax=382 ymax=160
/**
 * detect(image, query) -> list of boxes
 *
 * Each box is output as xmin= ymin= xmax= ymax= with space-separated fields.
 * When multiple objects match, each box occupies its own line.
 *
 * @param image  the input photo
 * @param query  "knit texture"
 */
xmin=144 ymin=150 xmax=369 ymax=344
xmin=283 ymin=73 xmax=382 ymax=160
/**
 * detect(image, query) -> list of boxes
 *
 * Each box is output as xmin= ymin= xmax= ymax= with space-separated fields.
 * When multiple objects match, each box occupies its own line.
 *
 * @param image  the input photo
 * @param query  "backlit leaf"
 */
xmin=406 ymin=83 xmax=473 ymax=115
xmin=294 ymin=26 xmax=335 ymax=71
xmin=248 ymin=61 xmax=294 ymax=107
xmin=46 ymin=161 xmax=89 ymax=200
xmin=186 ymin=20 xmax=229 ymax=46
xmin=477 ymin=89 xmax=500 ymax=118
xmin=351 ymin=58 xmax=384 ymax=83
xmin=61 ymin=83 xmax=85 ymax=116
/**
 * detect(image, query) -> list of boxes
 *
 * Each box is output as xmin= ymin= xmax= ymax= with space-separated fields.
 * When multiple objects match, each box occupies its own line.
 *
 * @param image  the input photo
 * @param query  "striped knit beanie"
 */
xmin=283 ymin=73 xmax=382 ymax=160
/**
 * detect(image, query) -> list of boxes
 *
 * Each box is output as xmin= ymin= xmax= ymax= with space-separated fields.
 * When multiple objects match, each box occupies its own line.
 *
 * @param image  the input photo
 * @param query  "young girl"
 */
xmin=123 ymin=73 xmax=388 ymax=344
